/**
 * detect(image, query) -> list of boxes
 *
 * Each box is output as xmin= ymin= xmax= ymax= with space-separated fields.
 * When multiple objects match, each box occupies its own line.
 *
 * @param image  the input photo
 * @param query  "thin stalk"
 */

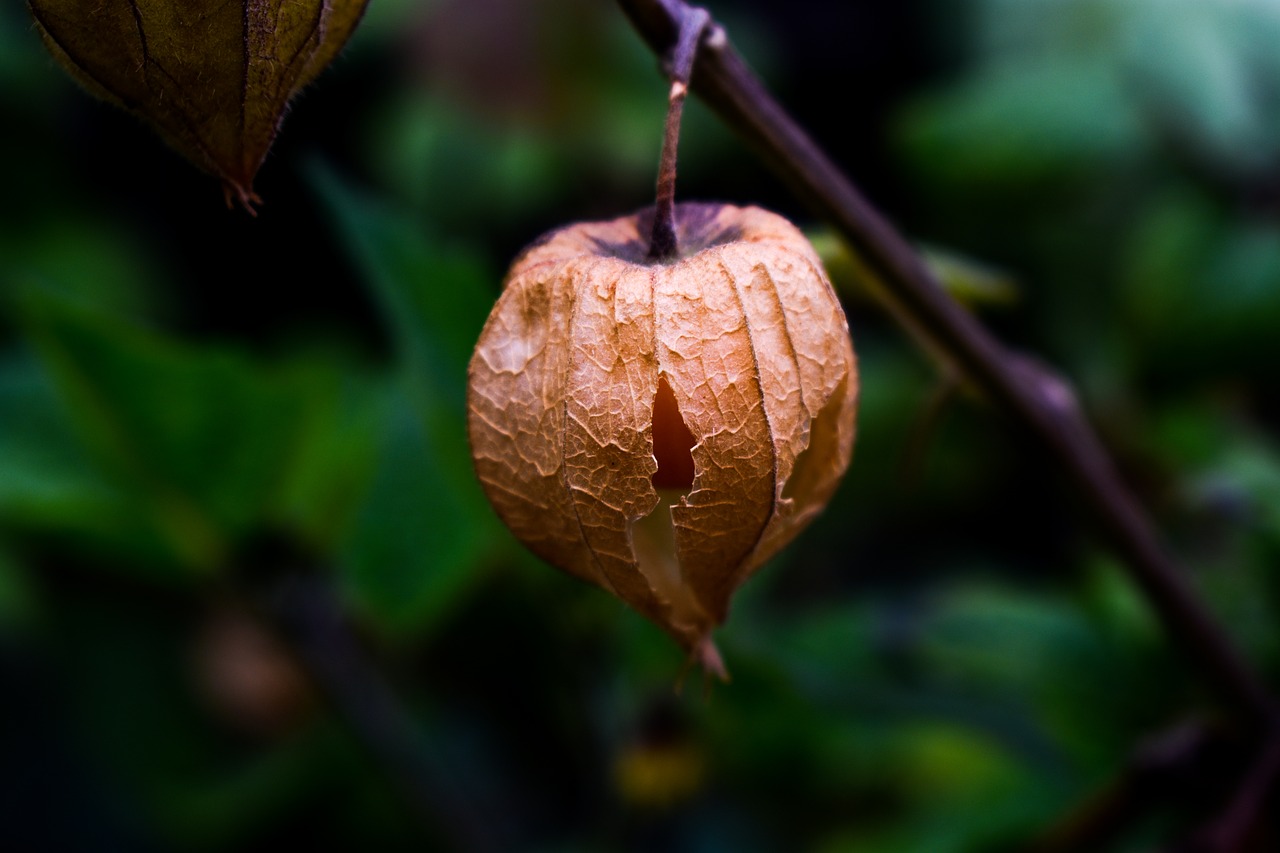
xmin=647 ymin=5 xmax=709 ymax=261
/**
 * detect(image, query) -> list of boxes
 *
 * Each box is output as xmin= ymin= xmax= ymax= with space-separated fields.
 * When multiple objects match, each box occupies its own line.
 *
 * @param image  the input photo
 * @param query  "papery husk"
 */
xmin=468 ymin=203 xmax=857 ymax=661
xmin=28 ymin=0 xmax=368 ymax=208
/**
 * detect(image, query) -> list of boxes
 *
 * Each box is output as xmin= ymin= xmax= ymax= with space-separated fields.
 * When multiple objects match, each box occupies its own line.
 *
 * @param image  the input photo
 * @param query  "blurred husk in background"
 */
xmin=3 ymin=0 xmax=1280 ymax=849
xmin=26 ymin=0 xmax=370 ymax=210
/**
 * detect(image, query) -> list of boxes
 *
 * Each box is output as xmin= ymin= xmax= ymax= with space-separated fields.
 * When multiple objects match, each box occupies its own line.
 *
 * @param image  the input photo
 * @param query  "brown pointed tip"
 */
xmin=222 ymin=179 xmax=263 ymax=216
xmin=680 ymin=635 xmax=732 ymax=681
xmin=694 ymin=635 xmax=729 ymax=683
xmin=674 ymin=635 xmax=730 ymax=696
xmin=675 ymin=634 xmax=727 ymax=683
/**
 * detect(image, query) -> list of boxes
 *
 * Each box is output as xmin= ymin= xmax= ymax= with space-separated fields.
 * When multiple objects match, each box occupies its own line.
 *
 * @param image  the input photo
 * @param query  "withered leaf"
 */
xmin=467 ymin=203 xmax=858 ymax=672
xmin=28 ymin=0 xmax=369 ymax=210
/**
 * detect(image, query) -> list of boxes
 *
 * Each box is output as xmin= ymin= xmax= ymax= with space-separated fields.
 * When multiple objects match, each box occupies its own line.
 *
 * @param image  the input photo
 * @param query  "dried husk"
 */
xmin=467 ymin=203 xmax=857 ymax=664
xmin=27 ymin=0 xmax=368 ymax=208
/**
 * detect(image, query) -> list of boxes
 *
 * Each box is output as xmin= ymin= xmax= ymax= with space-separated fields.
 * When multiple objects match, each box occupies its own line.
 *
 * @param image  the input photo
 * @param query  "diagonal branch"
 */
xmin=1171 ymin=732 xmax=1280 ymax=853
xmin=614 ymin=0 xmax=1275 ymax=730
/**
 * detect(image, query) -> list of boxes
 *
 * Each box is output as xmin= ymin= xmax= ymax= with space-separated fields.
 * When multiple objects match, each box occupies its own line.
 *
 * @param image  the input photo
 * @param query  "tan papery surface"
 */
xmin=468 ymin=203 xmax=857 ymax=661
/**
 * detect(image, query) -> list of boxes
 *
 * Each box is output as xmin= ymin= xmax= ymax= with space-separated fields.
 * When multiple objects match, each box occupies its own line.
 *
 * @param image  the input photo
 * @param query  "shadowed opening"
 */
xmin=630 ymin=374 xmax=704 ymax=639
xmin=651 ymin=375 xmax=696 ymax=490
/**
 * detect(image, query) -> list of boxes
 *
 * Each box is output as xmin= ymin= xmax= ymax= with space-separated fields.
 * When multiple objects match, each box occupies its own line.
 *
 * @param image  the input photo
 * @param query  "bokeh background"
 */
xmin=4 ymin=0 xmax=1280 ymax=850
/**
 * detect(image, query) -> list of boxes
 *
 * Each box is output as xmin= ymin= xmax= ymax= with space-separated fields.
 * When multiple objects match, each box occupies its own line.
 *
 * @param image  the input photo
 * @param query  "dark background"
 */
xmin=4 ymin=0 xmax=1280 ymax=849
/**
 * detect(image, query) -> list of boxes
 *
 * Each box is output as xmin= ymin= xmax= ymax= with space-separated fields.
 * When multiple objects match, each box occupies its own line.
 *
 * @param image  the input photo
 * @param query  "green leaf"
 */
xmin=365 ymin=95 xmax=565 ymax=226
xmin=338 ymin=388 xmax=494 ymax=636
xmin=729 ymin=598 xmax=1066 ymax=769
xmin=0 ymin=353 xmax=127 ymax=536
xmin=811 ymin=230 xmax=1018 ymax=308
xmin=0 ymin=351 xmax=189 ymax=570
xmin=308 ymin=162 xmax=492 ymax=399
xmin=0 ymin=214 xmax=161 ymax=322
xmin=1123 ymin=188 xmax=1280 ymax=371
xmin=1141 ymin=405 xmax=1280 ymax=665
xmin=1125 ymin=1 xmax=1280 ymax=177
xmin=19 ymin=291 xmax=318 ymax=573
xmin=897 ymin=57 xmax=1145 ymax=190
xmin=271 ymin=365 xmax=388 ymax=552
xmin=311 ymin=165 xmax=506 ymax=637
xmin=916 ymin=582 xmax=1160 ymax=770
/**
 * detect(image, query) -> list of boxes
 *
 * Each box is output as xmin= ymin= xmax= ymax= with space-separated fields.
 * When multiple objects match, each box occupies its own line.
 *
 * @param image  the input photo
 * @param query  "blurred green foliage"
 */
xmin=2 ymin=0 xmax=1280 ymax=850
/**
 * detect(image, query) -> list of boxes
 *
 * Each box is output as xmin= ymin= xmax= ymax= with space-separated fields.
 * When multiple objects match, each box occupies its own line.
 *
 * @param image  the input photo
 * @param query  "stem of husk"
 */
xmin=647 ymin=6 xmax=710 ymax=261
